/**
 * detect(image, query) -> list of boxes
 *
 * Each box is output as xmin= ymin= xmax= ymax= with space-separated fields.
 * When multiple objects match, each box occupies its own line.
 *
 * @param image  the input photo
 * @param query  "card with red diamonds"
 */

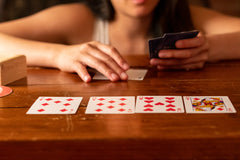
xmin=27 ymin=97 xmax=83 ymax=114
xmin=85 ymin=96 xmax=135 ymax=114
xmin=135 ymin=96 xmax=184 ymax=113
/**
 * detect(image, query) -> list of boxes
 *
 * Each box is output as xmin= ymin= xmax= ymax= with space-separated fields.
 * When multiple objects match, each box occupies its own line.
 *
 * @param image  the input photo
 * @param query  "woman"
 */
xmin=0 ymin=0 xmax=239 ymax=82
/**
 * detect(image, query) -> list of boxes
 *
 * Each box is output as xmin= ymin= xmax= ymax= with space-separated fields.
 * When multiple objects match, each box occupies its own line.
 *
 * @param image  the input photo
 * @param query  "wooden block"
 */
xmin=0 ymin=54 xmax=27 ymax=86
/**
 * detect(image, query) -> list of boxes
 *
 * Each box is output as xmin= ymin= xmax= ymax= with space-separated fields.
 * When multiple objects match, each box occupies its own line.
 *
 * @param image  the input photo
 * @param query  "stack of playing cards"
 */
xmin=93 ymin=68 xmax=148 ymax=81
xmin=26 ymin=96 xmax=236 ymax=114
xmin=148 ymin=30 xmax=199 ymax=59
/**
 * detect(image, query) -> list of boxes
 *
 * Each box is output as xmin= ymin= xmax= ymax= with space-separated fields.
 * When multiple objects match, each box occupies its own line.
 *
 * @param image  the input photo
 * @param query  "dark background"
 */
xmin=0 ymin=0 xmax=81 ymax=22
xmin=0 ymin=0 xmax=239 ymax=22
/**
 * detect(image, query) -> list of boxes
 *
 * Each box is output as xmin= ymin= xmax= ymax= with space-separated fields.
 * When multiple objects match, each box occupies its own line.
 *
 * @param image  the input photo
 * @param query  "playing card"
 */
xmin=135 ymin=96 xmax=184 ymax=113
xmin=92 ymin=69 xmax=148 ymax=81
xmin=148 ymin=36 xmax=165 ymax=59
xmin=27 ymin=97 xmax=83 ymax=114
xmin=85 ymin=96 xmax=135 ymax=114
xmin=149 ymin=30 xmax=199 ymax=58
xmin=183 ymin=96 xmax=236 ymax=113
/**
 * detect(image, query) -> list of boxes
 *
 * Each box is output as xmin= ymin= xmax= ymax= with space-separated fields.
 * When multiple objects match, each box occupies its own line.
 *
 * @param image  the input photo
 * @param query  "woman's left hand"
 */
xmin=150 ymin=33 xmax=209 ymax=71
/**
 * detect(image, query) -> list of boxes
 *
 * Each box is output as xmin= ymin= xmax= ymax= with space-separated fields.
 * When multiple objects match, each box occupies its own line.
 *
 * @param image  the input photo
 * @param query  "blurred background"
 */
xmin=0 ymin=0 xmax=81 ymax=21
xmin=0 ymin=0 xmax=239 ymax=22
xmin=190 ymin=0 xmax=240 ymax=17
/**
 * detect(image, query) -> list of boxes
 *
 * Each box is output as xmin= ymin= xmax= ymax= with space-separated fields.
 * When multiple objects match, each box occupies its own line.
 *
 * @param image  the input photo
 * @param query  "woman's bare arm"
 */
xmin=190 ymin=5 xmax=240 ymax=61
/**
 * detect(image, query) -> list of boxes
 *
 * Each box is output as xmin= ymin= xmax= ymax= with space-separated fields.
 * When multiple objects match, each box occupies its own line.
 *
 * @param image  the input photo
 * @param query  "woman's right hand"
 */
xmin=55 ymin=41 xmax=129 ymax=82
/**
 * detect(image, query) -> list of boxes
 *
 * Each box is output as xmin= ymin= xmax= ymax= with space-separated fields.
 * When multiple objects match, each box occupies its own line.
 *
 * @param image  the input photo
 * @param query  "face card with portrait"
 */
xmin=183 ymin=96 xmax=236 ymax=113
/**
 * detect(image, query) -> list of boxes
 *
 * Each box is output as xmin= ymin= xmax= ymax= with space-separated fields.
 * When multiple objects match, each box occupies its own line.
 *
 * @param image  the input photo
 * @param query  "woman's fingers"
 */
xmin=72 ymin=62 xmax=91 ymax=82
xmin=175 ymin=35 xmax=205 ymax=49
xmin=158 ymin=36 xmax=208 ymax=59
xmin=150 ymin=33 xmax=210 ymax=71
xmin=152 ymin=51 xmax=208 ymax=66
xmin=86 ymin=42 xmax=128 ymax=80
xmin=89 ymin=41 xmax=129 ymax=70
xmin=63 ymin=41 xmax=129 ymax=82
xmin=157 ymin=62 xmax=205 ymax=71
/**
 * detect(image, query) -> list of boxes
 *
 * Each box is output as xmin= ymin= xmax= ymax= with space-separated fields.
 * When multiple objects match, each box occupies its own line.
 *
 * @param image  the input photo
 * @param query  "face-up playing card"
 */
xmin=92 ymin=69 xmax=148 ymax=81
xmin=148 ymin=30 xmax=199 ymax=58
xmin=85 ymin=96 xmax=135 ymax=114
xmin=27 ymin=97 xmax=83 ymax=114
xmin=183 ymin=96 xmax=236 ymax=113
xmin=135 ymin=96 xmax=184 ymax=113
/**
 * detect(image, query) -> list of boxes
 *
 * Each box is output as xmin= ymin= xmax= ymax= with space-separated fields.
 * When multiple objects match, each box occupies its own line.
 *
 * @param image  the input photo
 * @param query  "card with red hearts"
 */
xmin=27 ymin=97 xmax=82 ymax=114
xmin=85 ymin=96 xmax=135 ymax=114
xmin=183 ymin=96 xmax=236 ymax=113
xmin=135 ymin=96 xmax=184 ymax=113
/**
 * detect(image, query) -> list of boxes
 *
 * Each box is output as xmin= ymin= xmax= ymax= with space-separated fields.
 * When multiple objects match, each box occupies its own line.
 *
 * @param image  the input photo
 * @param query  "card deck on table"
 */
xmin=148 ymin=30 xmax=199 ymax=59
xmin=27 ymin=97 xmax=83 ymax=114
xmin=183 ymin=96 xmax=236 ymax=113
xmin=92 ymin=69 xmax=148 ymax=81
xmin=85 ymin=96 xmax=135 ymax=114
xmin=135 ymin=96 xmax=184 ymax=113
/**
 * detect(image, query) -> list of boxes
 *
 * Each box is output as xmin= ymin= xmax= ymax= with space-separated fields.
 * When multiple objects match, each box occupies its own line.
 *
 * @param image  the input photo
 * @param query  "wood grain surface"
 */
xmin=0 ymin=60 xmax=240 ymax=160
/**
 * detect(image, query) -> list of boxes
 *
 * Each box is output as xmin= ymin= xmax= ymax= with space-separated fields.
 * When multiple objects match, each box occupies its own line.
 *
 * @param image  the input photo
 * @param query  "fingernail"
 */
xmin=120 ymin=72 xmax=128 ymax=80
xmin=157 ymin=65 xmax=165 ymax=70
xmin=111 ymin=73 xmax=119 ymax=81
xmin=84 ymin=75 xmax=91 ymax=82
xmin=175 ymin=41 xmax=183 ymax=48
xmin=122 ymin=63 xmax=129 ymax=70
xmin=158 ymin=53 xmax=169 ymax=58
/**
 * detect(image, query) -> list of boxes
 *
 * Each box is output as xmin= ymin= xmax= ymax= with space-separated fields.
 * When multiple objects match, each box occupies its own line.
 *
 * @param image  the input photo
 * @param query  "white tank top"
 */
xmin=92 ymin=18 xmax=109 ymax=45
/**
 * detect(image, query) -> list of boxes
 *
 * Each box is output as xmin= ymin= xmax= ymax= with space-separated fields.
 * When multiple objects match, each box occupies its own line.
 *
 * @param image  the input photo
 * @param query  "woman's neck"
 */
xmin=108 ymin=13 xmax=152 ymax=57
xmin=109 ymin=12 xmax=152 ymax=39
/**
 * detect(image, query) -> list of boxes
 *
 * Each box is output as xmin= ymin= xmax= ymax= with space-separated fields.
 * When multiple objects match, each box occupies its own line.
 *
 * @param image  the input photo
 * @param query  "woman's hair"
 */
xmin=83 ymin=0 xmax=195 ymax=37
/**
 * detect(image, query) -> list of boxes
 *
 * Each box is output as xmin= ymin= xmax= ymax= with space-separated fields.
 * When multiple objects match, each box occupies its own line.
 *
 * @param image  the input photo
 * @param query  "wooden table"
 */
xmin=0 ymin=60 xmax=240 ymax=160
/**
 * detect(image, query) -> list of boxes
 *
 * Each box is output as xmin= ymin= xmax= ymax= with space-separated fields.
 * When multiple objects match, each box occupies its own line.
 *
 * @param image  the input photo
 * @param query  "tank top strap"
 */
xmin=92 ymin=18 xmax=109 ymax=45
